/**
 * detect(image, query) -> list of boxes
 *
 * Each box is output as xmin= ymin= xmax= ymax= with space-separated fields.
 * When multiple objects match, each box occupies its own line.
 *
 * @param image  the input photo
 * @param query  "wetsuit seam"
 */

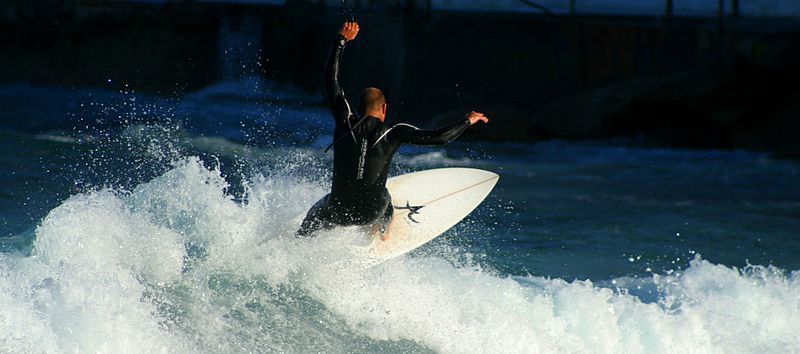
xmin=372 ymin=123 xmax=422 ymax=148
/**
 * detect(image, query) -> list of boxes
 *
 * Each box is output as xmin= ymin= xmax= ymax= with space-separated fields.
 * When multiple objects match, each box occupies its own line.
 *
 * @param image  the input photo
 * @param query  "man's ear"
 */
xmin=382 ymin=103 xmax=387 ymax=115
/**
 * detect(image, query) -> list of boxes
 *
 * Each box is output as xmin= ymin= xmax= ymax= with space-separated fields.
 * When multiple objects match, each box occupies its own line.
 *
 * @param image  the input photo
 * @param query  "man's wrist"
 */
xmin=337 ymin=35 xmax=347 ymax=47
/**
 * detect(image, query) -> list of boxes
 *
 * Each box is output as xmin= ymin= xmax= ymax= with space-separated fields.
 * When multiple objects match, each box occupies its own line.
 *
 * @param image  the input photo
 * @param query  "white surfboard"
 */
xmin=357 ymin=168 xmax=499 ymax=266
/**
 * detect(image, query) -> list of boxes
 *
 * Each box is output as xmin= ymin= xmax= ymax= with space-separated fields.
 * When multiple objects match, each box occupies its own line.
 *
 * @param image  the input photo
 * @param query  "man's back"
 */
xmin=329 ymin=116 xmax=395 ymax=223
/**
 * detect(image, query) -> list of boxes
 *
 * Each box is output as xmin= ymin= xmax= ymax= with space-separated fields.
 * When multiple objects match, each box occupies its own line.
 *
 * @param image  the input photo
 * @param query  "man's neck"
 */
xmin=365 ymin=112 xmax=385 ymax=122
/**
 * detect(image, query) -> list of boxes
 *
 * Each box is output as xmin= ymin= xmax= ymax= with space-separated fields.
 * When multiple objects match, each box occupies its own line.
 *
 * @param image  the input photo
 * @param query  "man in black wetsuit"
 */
xmin=297 ymin=21 xmax=489 ymax=238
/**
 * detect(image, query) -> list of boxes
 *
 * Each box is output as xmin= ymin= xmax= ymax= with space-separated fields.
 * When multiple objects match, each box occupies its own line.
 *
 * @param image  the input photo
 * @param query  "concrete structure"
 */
xmin=1 ymin=0 xmax=799 ymax=156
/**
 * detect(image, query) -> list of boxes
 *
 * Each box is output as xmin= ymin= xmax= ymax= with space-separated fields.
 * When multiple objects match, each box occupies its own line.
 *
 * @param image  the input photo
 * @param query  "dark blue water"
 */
xmin=1 ymin=80 xmax=799 ymax=352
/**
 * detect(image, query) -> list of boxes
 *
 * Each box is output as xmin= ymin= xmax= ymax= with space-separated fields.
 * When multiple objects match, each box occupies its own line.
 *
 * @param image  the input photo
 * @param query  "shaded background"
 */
xmin=1 ymin=3 xmax=800 ymax=352
xmin=1 ymin=0 xmax=799 ymax=156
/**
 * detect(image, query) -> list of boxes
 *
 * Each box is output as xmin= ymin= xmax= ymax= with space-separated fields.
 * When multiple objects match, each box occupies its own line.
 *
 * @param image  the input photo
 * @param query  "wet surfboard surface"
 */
xmin=357 ymin=168 xmax=499 ymax=266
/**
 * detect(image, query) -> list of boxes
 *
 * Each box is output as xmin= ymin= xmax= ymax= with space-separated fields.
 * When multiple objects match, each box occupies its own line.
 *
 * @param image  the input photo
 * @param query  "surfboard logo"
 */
xmin=395 ymin=201 xmax=424 ymax=223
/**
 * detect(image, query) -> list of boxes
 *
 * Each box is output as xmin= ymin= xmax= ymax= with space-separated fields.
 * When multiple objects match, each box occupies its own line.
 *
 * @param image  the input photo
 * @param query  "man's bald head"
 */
xmin=358 ymin=87 xmax=386 ymax=120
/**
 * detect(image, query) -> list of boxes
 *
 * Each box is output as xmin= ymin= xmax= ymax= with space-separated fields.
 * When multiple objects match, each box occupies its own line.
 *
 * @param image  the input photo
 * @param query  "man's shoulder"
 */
xmin=388 ymin=122 xmax=423 ymax=131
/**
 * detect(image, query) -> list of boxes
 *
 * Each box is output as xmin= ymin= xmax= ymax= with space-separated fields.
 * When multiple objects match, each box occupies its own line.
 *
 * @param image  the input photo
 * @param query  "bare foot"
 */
xmin=369 ymin=223 xmax=391 ymax=241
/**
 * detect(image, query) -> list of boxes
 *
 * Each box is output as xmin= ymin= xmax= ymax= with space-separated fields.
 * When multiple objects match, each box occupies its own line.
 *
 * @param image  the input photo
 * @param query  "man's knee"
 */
xmin=296 ymin=195 xmax=331 ymax=237
xmin=296 ymin=217 xmax=319 ymax=237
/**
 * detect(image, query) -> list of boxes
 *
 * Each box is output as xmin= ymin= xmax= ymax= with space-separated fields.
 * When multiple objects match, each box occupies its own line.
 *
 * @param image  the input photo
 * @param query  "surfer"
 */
xmin=297 ymin=21 xmax=489 ymax=238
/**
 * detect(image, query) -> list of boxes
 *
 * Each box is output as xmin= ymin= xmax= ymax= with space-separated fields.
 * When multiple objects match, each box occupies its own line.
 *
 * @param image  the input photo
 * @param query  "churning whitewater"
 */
xmin=1 ymin=156 xmax=799 ymax=353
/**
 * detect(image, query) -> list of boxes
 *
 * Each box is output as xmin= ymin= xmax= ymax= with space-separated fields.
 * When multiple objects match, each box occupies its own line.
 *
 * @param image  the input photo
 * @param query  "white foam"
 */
xmin=303 ymin=254 xmax=800 ymax=353
xmin=1 ymin=158 xmax=799 ymax=353
xmin=2 ymin=191 xmax=193 ymax=353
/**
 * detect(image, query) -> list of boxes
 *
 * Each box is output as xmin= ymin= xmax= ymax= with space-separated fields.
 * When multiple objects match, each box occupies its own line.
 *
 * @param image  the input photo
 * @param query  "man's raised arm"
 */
xmin=392 ymin=111 xmax=490 ymax=146
xmin=325 ymin=22 xmax=360 ymax=123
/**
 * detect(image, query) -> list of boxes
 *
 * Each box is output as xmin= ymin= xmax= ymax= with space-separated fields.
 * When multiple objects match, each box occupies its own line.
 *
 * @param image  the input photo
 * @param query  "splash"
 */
xmin=1 ymin=158 xmax=799 ymax=353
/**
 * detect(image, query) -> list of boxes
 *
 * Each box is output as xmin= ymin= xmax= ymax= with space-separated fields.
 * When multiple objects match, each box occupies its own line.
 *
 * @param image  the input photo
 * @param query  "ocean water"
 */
xmin=1 ymin=79 xmax=800 ymax=353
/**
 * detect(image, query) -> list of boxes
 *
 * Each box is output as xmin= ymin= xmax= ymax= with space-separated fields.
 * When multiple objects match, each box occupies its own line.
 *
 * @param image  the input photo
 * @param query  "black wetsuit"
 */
xmin=297 ymin=35 xmax=471 ymax=236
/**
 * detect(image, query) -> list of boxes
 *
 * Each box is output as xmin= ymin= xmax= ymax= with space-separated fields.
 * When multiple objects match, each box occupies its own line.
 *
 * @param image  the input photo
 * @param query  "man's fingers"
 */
xmin=342 ymin=22 xmax=359 ymax=33
xmin=473 ymin=115 xmax=489 ymax=124
xmin=339 ymin=22 xmax=360 ymax=41
xmin=466 ymin=111 xmax=489 ymax=124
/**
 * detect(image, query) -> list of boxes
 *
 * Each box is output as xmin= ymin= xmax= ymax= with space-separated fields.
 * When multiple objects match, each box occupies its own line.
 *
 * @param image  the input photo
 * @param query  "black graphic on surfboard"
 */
xmin=394 ymin=201 xmax=425 ymax=223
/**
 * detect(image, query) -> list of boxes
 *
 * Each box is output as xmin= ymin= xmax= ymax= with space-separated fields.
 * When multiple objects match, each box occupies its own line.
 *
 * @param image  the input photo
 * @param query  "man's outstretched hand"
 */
xmin=467 ymin=111 xmax=489 ymax=125
xmin=339 ymin=22 xmax=359 ymax=42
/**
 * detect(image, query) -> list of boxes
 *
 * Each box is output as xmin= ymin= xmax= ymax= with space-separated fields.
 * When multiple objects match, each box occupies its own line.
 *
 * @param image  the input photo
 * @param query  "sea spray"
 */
xmin=2 ymin=158 xmax=799 ymax=353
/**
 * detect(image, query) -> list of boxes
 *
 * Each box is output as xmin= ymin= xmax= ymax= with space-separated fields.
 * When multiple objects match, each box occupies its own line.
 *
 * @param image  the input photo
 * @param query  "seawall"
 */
xmin=1 ymin=1 xmax=798 ymax=156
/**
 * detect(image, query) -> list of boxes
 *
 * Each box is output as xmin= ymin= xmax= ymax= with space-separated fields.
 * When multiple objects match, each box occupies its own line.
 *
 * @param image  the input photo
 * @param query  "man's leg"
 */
xmin=296 ymin=195 xmax=333 ymax=237
xmin=370 ymin=191 xmax=394 ymax=240
xmin=379 ymin=202 xmax=394 ymax=234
